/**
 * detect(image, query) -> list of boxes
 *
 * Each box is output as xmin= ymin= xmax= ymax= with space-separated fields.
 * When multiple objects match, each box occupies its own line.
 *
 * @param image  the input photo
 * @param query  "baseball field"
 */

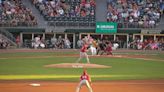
xmin=0 ymin=49 xmax=164 ymax=92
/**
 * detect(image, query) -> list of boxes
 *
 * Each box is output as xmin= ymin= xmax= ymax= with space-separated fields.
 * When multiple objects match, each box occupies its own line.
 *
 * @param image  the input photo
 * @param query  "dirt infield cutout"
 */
xmin=45 ymin=63 xmax=111 ymax=68
xmin=1 ymin=80 xmax=164 ymax=92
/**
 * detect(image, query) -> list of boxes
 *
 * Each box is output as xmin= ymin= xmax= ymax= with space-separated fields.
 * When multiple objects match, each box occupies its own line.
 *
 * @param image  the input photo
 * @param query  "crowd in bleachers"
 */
xmin=0 ymin=0 xmax=37 ymax=27
xmin=107 ymin=0 xmax=164 ymax=28
xmin=32 ymin=0 xmax=96 ymax=27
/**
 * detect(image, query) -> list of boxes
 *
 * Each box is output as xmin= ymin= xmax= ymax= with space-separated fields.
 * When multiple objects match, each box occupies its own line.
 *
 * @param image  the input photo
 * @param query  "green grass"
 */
xmin=0 ymin=51 xmax=164 ymax=81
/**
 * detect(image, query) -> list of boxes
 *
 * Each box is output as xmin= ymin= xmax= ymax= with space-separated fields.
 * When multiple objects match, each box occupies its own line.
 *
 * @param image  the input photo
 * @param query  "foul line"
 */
xmin=96 ymin=82 xmax=164 ymax=85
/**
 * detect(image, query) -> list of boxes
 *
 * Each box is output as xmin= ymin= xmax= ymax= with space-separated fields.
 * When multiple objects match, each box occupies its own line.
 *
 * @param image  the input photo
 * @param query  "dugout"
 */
xmin=21 ymin=32 xmax=75 ymax=48
xmin=20 ymin=32 xmax=164 ymax=49
xmin=3 ymin=27 xmax=164 ymax=49
xmin=133 ymin=34 xmax=164 ymax=41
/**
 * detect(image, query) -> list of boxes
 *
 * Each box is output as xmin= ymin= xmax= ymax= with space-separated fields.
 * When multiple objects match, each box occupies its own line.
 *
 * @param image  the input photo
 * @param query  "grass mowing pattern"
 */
xmin=0 ymin=51 xmax=164 ymax=81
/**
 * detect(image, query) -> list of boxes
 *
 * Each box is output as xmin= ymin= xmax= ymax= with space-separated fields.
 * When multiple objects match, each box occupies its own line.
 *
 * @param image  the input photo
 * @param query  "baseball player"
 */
xmin=76 ymin=69 xmax=93 ymax=92
xmin=105 ymin=42 xmax=113 ymax=55
xmin=96 ymin=40 xmax=106 ymax=55
xmin=90 ymin=39 xmax=97 ymax=56
xmin=76 ymin=43 xmax=90 ymax=63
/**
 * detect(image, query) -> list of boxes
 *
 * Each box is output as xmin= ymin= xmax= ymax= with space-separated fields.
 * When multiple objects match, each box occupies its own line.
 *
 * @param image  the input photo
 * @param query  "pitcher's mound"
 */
xmin=45 ymin=63 xmax=111 ymax=68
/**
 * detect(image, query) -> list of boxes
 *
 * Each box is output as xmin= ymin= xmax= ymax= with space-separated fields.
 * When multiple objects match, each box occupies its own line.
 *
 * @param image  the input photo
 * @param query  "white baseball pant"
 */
xmin=76 ymin=52 xmax=90 ymax=63
xmin=76 ymin=80 xmax=93 ymax=92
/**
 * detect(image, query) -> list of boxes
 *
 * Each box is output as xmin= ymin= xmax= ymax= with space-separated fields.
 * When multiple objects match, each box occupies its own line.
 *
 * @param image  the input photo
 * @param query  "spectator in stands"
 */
xmin=16 ymin=35 xmax=21 ymax=48
xmin=32 ymin=35 xmax=45 ymax=49
xmin=33 ymin=35 xmax=41 ymax=49
xmin=64 ymin=38 xmax=71 ymax=49
xmin=107 ymin=0 xmax=163 ymax=28
xmin=77 ymin=38 xmax=84 ymax=49
xmin=0 ymin=0 xmax=37 ymax=27
xmin=90 ymin=0 xmax=96 ymax=7
xmin=57 ymin=36 xmax=64 ymax=49
xmin=32 ymin=0 xmax=96 ymax=25
xmin=51 ymin=36 xmax=57 ymax=49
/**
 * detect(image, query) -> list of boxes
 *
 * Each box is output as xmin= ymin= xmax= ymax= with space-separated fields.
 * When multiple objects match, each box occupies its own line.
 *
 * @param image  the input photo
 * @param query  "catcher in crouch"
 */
xmin=76 ymin=69 xmax=93 ymax=92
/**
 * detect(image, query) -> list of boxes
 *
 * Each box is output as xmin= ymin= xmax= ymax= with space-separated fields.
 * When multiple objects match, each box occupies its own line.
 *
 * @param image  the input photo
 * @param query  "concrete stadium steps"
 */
xmin=95 ymin=0 xmax=107 ymax=22
xmin=157 ymin=15 xmax=164 ymax=30
xmin=0 ymin=29 xmax=17 ymax=48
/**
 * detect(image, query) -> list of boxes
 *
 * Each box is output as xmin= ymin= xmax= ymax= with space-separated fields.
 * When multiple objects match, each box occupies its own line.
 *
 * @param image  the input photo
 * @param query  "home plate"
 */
xmin=29 ymin=83 xmax=41 ymax=87
xmin=45 ymin=63 xmax=111 ymax=68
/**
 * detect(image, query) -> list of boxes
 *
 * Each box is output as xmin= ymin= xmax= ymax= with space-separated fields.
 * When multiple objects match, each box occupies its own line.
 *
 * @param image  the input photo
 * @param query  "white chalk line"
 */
xmin=95 ymin=82 xmax=164 ymax=85
xmin=20 ymin=82 xmax=164 ymax=85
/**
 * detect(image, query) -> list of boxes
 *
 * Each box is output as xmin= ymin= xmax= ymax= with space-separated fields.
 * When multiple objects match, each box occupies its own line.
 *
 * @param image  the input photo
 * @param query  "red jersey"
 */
xmin=80 ymin=74 xmax=90 ymax=81
xmin=106 ymin=45 xmax=112 ymax=52
xmin=80 ymin=45 xmax=88 ymax=52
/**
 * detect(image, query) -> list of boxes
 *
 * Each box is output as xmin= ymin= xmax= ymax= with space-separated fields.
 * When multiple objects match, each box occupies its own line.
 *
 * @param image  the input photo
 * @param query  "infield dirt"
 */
xmin=0 ymin=80 xmax=164 ymax=92
xmin=45 ymin=63 xmax=111 ymax=68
